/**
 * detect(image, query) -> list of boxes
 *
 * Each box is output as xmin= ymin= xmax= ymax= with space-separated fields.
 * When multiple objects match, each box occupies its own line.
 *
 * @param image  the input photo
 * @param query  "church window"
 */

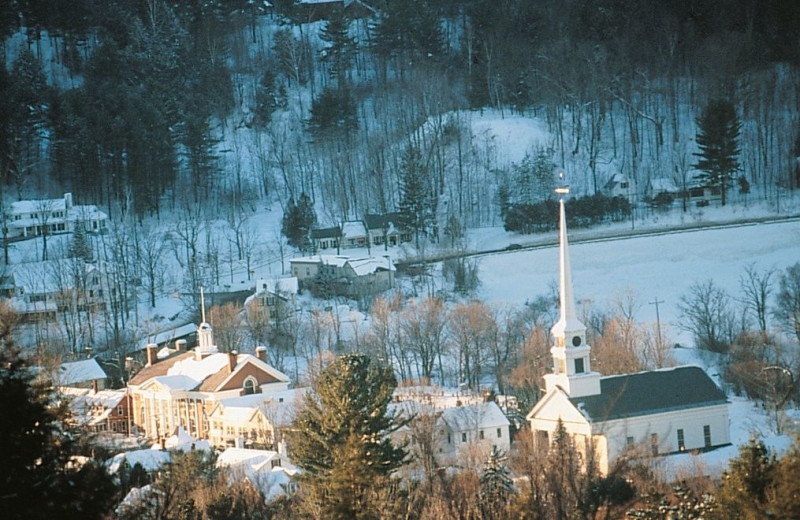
xmin=650 ymin=433 xmax=658 ymax=456
xmin=677 ymin=429 xmax=685 ymax=451
xmin=574 ymin=358 xmax=585 ymax=374
xmin=497 ymin=428 xmax=502 ymax=438
xmin=703 ymin=425 xmax=712 ymax=447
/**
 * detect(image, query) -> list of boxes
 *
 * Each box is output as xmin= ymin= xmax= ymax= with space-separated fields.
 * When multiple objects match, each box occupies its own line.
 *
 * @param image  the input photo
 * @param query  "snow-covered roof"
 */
xmin=341 ymin=220 xmax=366 ymax=237
xmin=151 ymin=374 xmax=199 ymax=391
xmin=213 ymin=388 xmax=307 ymax=427
xmin=107 ymin=449 xmax=171 ymax=474
xmin=347 ymin=256 xmax=395 ymax=275
xmin=61 ymin=387 xmax=126 ymax=426
xmin=10 ymin=259 xmax=97 ymax=294
xmin=58 ymin=358 xmax=107 ymax=385
xmin=139 ymin=323 xmax=198 ymax=349
xmin=440 ymin=402 xmax=510 ymax=432
xmin=254 ymin=277 xmax=298 ymax=296
xmin=290 ymin=254 xmax=350 ymax=267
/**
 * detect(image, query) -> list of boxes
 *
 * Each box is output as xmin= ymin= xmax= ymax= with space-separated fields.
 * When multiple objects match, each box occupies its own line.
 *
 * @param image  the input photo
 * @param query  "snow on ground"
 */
xmin=478 ymin=218 xmax=800 ymax=348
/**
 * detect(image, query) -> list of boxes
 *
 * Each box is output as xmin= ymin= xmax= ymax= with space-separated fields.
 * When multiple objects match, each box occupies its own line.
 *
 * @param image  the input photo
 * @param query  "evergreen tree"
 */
xmin=480 ymin=446 xmax=514 ymax=518
xmin=712 ymin=436 xmax=775 ymax=520
xmin=281 ymin=192 xmax=317 ymax=251
xmin=319 ymin=8 xmax=356 ymax=86
xmin=308 ymin=86 xmax=358 ymax=136
xmin=398 ymin=145 xmax=434 ymax=249
xmin=289 ymin=354 xmax=409 ymax=519
xmin=0 ymin=304 xmax=117 ymax=520
xmin=693 ymin=99 xmax=741 ymax=206
xmin=68 ymin=222 xmax=93 ymax=262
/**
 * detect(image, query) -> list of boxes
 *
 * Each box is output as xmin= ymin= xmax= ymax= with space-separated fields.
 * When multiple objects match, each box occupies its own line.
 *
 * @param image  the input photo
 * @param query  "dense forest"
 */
xmin=2 ymin=0 xmax=800 ymax=229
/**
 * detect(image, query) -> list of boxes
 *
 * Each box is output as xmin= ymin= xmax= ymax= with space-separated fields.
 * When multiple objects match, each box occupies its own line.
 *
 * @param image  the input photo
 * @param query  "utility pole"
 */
xmin=649 ymin=297 xmax=664 ymax=350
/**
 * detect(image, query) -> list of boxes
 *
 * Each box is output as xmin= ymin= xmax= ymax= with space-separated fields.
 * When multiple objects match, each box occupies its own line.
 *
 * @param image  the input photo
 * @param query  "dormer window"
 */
xmin=243 ymin=377 xmax=258 ymax=395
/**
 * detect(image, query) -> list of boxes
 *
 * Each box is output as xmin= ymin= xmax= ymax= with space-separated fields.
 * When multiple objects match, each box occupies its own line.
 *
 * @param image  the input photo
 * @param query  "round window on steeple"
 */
xmin=572 ymin=335 xmax=582 ymax=347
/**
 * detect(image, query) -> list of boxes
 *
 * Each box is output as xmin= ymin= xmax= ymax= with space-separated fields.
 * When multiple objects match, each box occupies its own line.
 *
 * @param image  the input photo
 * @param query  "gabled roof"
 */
xmin=311 ymin=226 xmax=341 ymax=239
xmin=347 ymin=256 xmax=395 ymax=275
xmin=363 ymin=212 xmax=404 ymax=231
xmin=569 ymin=365 xmax=727 ymax=422
xmin=59 ymin=358 xmax=107 ymax=385
xmin=341 ymin=220 xmax=366 ymax=237
xmin=440 ymin=401 xmax=510 ymax=431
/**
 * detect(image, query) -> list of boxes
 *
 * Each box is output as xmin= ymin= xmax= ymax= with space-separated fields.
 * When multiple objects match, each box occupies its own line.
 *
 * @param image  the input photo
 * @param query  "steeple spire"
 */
xmin=551 ymin=186 xmax=585 ymax=341
xmin=544 ymin=177 xmax=600 ymax=398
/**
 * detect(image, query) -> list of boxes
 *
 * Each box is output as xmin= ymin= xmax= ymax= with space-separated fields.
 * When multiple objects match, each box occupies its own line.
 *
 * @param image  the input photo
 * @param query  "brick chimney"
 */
xmin=91 ymin=379 xmax=98 ymax=394
xmin=175 ymin=339 xmax=187 ymax=352
xmin=255 ymin=346 xmax=267 ymax=363
xmin=228 ymin=350 xmax=238 ymax=373
xmin=146 ymin=343 xmax=158 ymax=366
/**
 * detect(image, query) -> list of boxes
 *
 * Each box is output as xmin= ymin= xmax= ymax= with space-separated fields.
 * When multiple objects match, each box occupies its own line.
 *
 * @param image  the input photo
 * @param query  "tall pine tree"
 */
xmin=289 ymin=354 xmax=409 ymax=519
xmin=693 ymin=99 xmax=741 ymax=206
xmin=398 ymin=145 xmax=434 ymax=249
xmin=281 ymin=192 xmax=317 ymax=251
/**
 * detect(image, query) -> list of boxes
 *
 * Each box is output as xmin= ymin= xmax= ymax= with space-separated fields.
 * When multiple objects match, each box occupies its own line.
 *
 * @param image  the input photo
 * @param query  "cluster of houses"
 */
xmin=603 ymin=172 xmax=725 ymax=207
xmin=56 ymin=192 xmax=732 ymax=512
xmin=1 ymin=193 xmax=109 ymax=321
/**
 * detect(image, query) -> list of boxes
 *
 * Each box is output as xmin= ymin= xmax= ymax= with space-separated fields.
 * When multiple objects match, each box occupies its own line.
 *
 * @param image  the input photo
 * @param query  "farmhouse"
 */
xmin=3 ymin=192 xmax=107 ymax=239
xmin=526 ymin=191 xmax=730 ymax=475
xmin=289 ymin=254 xmax=395 ymax=297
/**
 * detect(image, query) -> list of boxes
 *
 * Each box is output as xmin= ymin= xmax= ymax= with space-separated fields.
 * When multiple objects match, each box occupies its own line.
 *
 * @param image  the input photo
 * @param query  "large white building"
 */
xmin=526 ymin=190 xmax=730 ymax=475
xmin=127 ymin=320 xmax=291 ymax=443
xmin=4 ymin=192 xmax=107 ymax=239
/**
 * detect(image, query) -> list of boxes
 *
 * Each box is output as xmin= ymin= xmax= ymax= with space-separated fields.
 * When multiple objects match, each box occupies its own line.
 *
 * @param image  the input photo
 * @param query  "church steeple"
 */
xmin=551 ymin=189 xmax=586 ymax=344
xmin=196 ymin=287 xmax=216 ymax=358
xmin=544 ymin=182 xmax=601 ymax=397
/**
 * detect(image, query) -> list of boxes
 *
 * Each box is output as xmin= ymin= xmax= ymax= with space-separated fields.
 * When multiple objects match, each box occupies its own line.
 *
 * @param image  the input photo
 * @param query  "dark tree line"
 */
xmin=504 ymin=194 xmax=631 ymax=234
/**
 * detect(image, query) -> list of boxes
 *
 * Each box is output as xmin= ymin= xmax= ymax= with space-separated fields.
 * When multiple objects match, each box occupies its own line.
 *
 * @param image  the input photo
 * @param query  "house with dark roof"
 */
xmin=364 ymin=212 xmax=411 ymax=249
xmin=526 ymin=189 xmax=730 ymax=475
xmin=310 ymin=226 xmax=341 ymax=252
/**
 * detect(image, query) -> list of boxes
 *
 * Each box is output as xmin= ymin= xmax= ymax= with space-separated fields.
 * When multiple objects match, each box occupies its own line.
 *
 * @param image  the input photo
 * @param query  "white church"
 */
xmin=526 ymin=188 xmax=730 ymax=475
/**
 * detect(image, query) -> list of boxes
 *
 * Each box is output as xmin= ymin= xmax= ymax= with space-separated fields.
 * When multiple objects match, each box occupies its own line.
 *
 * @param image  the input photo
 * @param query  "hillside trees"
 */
xmin=289 ymin=354 xmax=409 ymax=519
xmin=775 ymin=262 xmax=800 ymax=344
xmin=694 ymin=99 xmax=742 ymax=206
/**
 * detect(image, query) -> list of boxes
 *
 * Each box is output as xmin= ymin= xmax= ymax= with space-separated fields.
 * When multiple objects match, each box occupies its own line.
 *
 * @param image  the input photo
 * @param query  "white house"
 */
xmin=4 ymin=192 xmax=108 ymax=239
xmin=207 ymin=388 xmax=306 ymax=450
xmin=526 ymin=191 xmax=730 ymax=475
xmin=438 ymin=402 xmax=511 ymax=459
xmin=603 ymin=173 xmax=636 ymax=200
xmin=244 ymin=277 xmax=298 ymax=325
xmin=340 ymin=220 xmax=369 ymax=248
xmin=4 ymin=258 xmax=108 ymax=320
xmin=289 ymin=254 xmax=395 ymax=297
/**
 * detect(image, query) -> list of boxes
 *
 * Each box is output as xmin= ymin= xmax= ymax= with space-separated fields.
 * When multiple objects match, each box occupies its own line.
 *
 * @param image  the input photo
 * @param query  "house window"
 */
xmin=651 ymin=433 xmax=659 ymax=456
xmin=704 ymin=425 xmax=711 ymax=448
xmin=626 ymin=436 xmax=634 ymax=447
xmin=677 ymin=429 xmax=685 ymax=451
xmin=620 ymin=182 xmax=629 ymax=189
xmin=497 ymin=428 xmax=502 ymax=438
xmin=574 ymin=358 xmax=585 ymax=374
xmin=447 ymin=433 xmax=451 ymax=444
xmin=117 ymin=406 xmax=124 ymax=415
xmin=480 ymin=430 xmax=485 ymax=440
xmin=461 ymin=432 xmax=467 ymax=443
xmin=243 ymin=378 xmax=257 ymax=395
xmin=536 ymin=430 xmax=549 ymax=447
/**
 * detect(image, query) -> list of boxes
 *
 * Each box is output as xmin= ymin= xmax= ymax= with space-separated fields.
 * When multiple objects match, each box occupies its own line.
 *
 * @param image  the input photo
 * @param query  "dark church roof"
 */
xmin=569 ymin=366 xmax=727 ymax=422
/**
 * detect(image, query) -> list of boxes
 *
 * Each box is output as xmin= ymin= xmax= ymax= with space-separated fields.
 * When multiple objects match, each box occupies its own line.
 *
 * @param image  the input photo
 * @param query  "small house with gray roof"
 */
xmin=526 ymin=190 xmax=730 ymax=475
